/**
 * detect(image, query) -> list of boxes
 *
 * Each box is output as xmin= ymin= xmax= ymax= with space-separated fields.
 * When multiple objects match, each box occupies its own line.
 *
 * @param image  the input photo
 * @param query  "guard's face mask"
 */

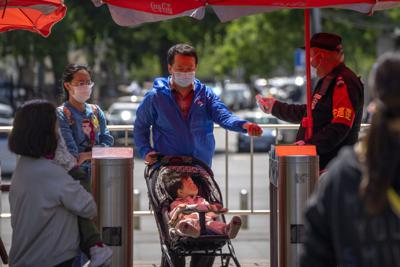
xmin=311 ymin=52 xmax=323 ymax=69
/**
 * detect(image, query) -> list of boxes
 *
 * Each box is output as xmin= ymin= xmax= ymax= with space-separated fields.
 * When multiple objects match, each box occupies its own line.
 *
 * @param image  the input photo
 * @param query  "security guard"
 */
xmin=257 ymin=32 xmax=364 ymax=171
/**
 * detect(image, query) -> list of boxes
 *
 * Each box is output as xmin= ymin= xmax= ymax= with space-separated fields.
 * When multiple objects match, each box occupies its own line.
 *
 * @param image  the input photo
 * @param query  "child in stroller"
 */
xmin=162 ymin=169 xmax=242 ymax=239
xmin=145 ymin=155 xmax=242 ymax=267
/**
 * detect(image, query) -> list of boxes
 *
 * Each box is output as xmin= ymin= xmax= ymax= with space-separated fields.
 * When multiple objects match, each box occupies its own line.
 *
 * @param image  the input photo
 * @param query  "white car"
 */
xmin=116 ymin=95 xmax=144 ymax=104
xmin=106 ymin=102 xmax=140 ymax=126
xmin=106 ymin=102 xmax=140 ymax=145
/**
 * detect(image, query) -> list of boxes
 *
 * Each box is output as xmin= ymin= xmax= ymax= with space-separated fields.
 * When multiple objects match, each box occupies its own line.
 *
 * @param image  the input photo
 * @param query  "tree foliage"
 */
xmin=0 ymin=3 xmax=399 ymax=105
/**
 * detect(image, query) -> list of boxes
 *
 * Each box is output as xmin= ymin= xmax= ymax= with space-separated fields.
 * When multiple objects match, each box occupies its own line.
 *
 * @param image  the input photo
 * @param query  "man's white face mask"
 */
xmin=173 ymin=72 xmax=195 ymax=87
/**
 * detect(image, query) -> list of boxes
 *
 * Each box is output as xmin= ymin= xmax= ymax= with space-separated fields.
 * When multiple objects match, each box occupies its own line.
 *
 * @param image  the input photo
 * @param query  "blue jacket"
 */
xmin=57 ymin=102 xmax=114 ymax=159
xmin=134 ymin=77 xmax=247 ymax=166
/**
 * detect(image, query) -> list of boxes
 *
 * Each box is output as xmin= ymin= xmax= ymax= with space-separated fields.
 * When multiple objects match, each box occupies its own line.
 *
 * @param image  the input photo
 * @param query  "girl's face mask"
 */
xmin=70 ymin=82 xmax=94 ymax=103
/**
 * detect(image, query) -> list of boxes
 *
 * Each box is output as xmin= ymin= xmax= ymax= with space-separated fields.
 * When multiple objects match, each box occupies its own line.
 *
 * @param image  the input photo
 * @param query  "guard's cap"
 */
xmin=302 ymin=32 xmax=343 ymax=51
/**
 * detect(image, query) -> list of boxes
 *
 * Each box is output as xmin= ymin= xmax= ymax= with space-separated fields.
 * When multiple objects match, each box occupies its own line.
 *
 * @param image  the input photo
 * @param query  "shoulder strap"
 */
xmin=89 ymin=104 xmax=99 ymax=117
xmin=88 ymin=104 xmax=100 ymax=133
xmin=318 ymin=73 xmax=336 ymax=98
xmin=58 ymin=105 xmax=74 ymax=125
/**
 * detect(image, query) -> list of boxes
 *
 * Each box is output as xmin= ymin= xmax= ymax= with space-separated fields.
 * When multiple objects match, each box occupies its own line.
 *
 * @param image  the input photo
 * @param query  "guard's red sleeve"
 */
xmin=331 ymin=78 xmax=355 ymax=127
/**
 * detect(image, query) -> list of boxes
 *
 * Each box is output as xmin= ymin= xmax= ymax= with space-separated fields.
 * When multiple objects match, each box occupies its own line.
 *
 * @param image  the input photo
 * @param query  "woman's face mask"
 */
xmin=70 ymin=82 xmax=94 ymax=103
xmin=172 ymin=71 xmax=195 ymax=88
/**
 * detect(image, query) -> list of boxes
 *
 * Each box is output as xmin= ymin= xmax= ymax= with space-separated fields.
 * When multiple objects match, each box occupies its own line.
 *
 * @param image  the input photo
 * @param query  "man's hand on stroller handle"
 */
xmin=145 ymin=151 xmax=161 ymax=165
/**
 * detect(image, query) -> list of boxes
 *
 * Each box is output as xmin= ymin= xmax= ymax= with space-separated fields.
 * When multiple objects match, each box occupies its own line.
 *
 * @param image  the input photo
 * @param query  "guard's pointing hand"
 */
xmin=256 ymin=94 xmax=276 ymax=114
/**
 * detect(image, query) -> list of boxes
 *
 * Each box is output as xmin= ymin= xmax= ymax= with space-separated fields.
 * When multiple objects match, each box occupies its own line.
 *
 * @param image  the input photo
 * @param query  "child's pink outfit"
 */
xmin=170 ymin=196 xmax=241 ymax=238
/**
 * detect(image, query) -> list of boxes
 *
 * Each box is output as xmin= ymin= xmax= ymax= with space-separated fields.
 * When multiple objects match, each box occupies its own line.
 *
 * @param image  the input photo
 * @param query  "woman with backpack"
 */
xmin=57 ymin=64 xmax=114 ymax=267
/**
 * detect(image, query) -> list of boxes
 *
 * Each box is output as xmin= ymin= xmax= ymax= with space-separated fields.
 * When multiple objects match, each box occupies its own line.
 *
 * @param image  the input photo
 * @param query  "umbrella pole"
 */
xmin=304 ymin=9 xmax=313 ymax=140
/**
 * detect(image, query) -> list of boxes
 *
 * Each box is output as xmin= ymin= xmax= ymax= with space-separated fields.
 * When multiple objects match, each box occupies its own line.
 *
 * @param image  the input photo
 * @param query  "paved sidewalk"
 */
xmin=133 ymin=260 xmax=270 ymax=266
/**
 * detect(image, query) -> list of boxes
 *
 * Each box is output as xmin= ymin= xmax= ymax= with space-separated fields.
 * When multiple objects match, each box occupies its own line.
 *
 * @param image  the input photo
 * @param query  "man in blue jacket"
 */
xmin=134 ymin=43 xmax=263 ymax=167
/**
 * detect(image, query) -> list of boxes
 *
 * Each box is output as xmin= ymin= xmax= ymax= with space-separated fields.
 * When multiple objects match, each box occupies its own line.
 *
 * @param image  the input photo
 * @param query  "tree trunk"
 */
xmin=37 ymin=59 xmax=45 ymax=98
xmin=159 ymin=40 xmax=173 ymax=77
xmin=16 ymin=55 xmax=35 ymax=102
xmin=49 ymin=50 xmax=68 ymax=104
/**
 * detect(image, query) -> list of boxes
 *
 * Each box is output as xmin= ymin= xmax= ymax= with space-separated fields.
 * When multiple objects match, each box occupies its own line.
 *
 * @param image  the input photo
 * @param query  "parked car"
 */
xmin=0 ymin=103 xmax=16 ymax=176
xmin=237 ymin=111 xmax=282 ymax=152
xmin=118 ymin=81 xmax=143 ymax=95
xmin=222 ymin=83 xmax=252 ymax=111
xmin=106 ymin=102 xmax=139 ymax=145
xmin=0 ymin=102 xmax=13 ymax=121
xmin=205 ymin=82 xmax=223 ymax=97
xmin=116 ymin=95 xmax=144 ymax=104
xmin=255 ymin=76 xmax=305 ymax=103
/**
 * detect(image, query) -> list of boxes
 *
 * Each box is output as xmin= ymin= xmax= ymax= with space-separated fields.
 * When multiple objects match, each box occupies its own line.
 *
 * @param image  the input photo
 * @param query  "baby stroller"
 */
xmin=144 ymin=155 xmax=241 ymax=267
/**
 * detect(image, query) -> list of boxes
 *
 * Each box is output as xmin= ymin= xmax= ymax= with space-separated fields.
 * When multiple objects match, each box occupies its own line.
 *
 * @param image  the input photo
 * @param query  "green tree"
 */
xmin=1 ymin=3 xmax=399 ymax=107
xmin=210 ymin=9 xmax=400 ymax=82
xmin=209 ymin=10 xmax=304 ymax=81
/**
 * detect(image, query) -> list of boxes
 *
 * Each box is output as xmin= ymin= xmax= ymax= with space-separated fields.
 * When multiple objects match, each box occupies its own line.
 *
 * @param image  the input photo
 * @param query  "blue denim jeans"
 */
xmin=72 ymin=251 xmax=88 ymax=267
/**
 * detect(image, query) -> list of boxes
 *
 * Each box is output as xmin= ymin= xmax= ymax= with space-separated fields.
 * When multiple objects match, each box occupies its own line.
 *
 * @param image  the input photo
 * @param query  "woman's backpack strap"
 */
xmin=57 ymin=105 xmax=74 ymax=125
xmin=89 ymin=104 xmax=99 ymax=117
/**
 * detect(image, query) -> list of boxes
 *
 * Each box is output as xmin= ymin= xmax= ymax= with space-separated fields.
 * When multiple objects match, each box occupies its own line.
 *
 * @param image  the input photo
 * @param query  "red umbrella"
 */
xmin=0 ymin=0 xmax=66 ymax=37
xmin=94 ymin=0 xmax=400 ymax=139
xmin=95 ymin=0 xmax=400 ymax=26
